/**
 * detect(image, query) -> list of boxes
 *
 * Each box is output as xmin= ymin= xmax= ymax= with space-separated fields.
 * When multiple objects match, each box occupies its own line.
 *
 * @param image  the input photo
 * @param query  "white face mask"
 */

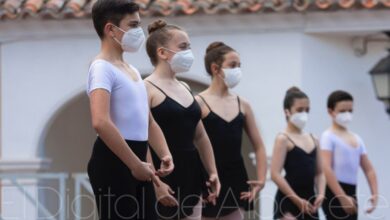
xmin=289 ymin=112 xmax=309 ymax=130
xmin=113 ymin=26 xmax=145 ymax=53
xmin=335 ymin=112 xmax=353 ymax=128
xmin=166 ymin=49 xmax=194 ymax=73
xmin=222 ymin=67 xmax=242 ymax=88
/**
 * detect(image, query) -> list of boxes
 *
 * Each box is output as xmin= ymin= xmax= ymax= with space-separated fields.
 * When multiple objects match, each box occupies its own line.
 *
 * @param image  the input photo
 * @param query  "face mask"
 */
xmin=165 ymin=49 xmax=194 ymax=73
xmin=113 ymin=26 xmax=145 ymax=53
xmin=335 ymin=112 xmax=353 ymax=128
xmin=222 ymin=67 xmax=242 ymax=88
xmin=289 ymin=112 xmax=308 ymax=130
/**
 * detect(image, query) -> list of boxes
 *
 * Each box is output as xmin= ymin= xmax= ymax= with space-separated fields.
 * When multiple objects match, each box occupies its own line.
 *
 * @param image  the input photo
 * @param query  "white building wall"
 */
xmin=301 ymin=34 xmax=390 ymax=220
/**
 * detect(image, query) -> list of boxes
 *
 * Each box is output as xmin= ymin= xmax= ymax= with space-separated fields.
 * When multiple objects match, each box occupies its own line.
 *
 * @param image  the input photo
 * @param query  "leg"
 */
xmin=202 ymin=209 xmax=244 ymax=220
xmin=281 ymin=213 xmax=297 ymax=220
xmin=219 ymin=208 xmax=245 ymax=220
xmin=183 ymin=197 xmax=203 ymax=220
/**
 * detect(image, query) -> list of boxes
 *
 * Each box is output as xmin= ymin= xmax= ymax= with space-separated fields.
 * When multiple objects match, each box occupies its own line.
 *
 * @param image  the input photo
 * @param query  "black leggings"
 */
xmin=322 ymin=182 xmax=357 ymax=220
xmin=88 ymin=137 xmax=157 ymax=220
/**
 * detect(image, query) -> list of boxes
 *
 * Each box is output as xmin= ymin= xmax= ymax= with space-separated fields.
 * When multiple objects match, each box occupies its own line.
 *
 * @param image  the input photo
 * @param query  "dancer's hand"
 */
xmin=339 ymin=195 xmax=357 ymax=214
xmin=205 ymin=173 xmax=220 ymax=205
xmin=156 ymin=155 xmax=174 ymax=177
xmin=155 ymin=181 xmax=178 ymax=207
xmin=132 ymin=161 xmax=159 ymax=186
xmin=240 ymin=180 xmax=264 ymax=202
xmin=313 ymin=194 xmax=325 ymax=211
xmin=293 ymin=197 xmax=315 ymax=215
xmin=365 ymin=194 xmax=378 ymax=214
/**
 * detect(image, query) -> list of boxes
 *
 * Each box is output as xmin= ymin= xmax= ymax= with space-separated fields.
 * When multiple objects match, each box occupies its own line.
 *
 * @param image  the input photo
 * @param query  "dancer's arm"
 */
xmin=241 ymin=99 xmax=267 ymax=201
xmin=148 ymin=112 xmax=174 ymax=177
xmin=144 ymin=79 xmax=174 ymax=176
xmin=90 ymin=89 xmax=156 ymax=183
xmin=313 ymin=137 xmax=326 ymax=210
xmin=147 ymin=149 xmax=178 ymax=206
xmin=321 ymin=150 xmax=357 ymax=214
xmin=194 ymin=121 xmax=221 ymax=203
xmin=361 ymin=154 xmax=378 ymax=213
xmin=194 ymin=121 xmax=217 ymax=175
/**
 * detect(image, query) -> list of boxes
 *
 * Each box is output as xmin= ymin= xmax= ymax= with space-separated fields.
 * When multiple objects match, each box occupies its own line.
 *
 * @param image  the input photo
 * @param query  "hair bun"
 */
xmin=286 ymin=86 xmax=301 ymax=94
xmin=206 ymin=41 xmax=226 ymax=54
xmin=148 ymin=19 xmax=167 ymax=34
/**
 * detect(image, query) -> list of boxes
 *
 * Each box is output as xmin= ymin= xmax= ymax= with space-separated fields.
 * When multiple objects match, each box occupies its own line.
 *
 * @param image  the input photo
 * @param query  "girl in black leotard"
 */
xmin=271 ymin=87 xmax=325 ymax=220
xmin=194 ymin=42 xmax=267 ymax=220
xmin=144 ymin=19 xmax=221 ymax=220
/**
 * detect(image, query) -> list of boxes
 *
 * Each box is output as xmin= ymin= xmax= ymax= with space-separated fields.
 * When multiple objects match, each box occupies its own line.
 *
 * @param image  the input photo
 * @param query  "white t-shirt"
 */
xmin=320 ymin=130 xmax=367 ymax=185
xmin=86 ymin=59 xmax=149 ymax=141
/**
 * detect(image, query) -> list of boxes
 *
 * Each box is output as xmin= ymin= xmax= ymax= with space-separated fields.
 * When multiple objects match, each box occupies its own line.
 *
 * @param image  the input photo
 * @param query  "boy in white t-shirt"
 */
xmin=86 ymin=1 xmax=173 ymax=219
xmin=321 ymin=90 xmax=378 ymax=220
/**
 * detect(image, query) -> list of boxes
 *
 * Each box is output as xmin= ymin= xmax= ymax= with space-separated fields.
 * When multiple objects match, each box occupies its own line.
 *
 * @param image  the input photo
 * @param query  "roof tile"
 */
xmin=0 ymin=0 xmax=389 ymax=20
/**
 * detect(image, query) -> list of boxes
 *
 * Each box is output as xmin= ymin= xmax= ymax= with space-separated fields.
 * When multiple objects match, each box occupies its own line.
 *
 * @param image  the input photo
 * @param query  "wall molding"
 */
xmin=0 ymin=158 xmax=52 ymax=172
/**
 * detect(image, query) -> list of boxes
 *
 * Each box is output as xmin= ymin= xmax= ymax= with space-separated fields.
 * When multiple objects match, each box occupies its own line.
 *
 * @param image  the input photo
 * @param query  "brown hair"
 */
xmin=327 ymin=90 xmax=353 ymax=110
xmin=146 ymin=19 xmax=182 ymax=66
xmin=204 ymin=42 xmax=235 ymax=76
xmin=283 ymin=86 xmax=309 ymax=110
xmin=92 ymin=0 xmax=139 ymax=39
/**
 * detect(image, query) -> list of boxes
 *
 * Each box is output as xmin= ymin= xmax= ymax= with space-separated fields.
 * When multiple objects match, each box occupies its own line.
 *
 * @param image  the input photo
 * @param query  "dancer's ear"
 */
xmin=211 ymin=63 xmax=221 ymax=77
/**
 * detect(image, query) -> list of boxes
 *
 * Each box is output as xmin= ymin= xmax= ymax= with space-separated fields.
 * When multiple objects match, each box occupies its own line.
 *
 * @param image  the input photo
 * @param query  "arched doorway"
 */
xmin=42 ymin=92 xmax=96 ymax=220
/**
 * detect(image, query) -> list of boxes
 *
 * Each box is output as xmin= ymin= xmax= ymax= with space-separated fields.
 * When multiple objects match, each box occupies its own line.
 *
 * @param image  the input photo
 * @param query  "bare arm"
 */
xmin=321 ymin=151 xmax=347 ymax=197
xmin=361 ymin=155 xmax=378 ymax=197
xmin=194 ymin=120 xmax=221 ymax=202
xmin=361 ymin=154 xmax=378 ymax=213
xmin=313 ymin=137 xmax=326 ymax=209
xmin=89 ymin=89 xmax=155 ymax=182
xmin=146 ymin=148 xmax=161 ymax=187
xmin=147 ymin=148 xmax=177 ymax=206
xmin=242 ymin=99 xmax=267 ymax=186
xmin=194 ymin=121 xmax=218 ymax=176
xmin=322 ymin=150 xmax=357 ymax=214
xmin=144 ymin=81 xmax=174 ymax=177
xmin=148 ymin=112 xmax=171 ymax=159
xmin=314 ymin=138 xmax=326 ymax=197
xmin=144 ymin=80 xmax=170 ymax=159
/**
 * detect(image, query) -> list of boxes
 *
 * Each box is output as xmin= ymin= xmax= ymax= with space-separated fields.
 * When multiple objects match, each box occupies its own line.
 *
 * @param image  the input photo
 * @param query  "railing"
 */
xmin=0 ymin=153 xmax=265 ymax=220
xmin=0 ymin=173 xmax=68 ymax=220
xmin=72 ymin=173 xmax=94 ymax=220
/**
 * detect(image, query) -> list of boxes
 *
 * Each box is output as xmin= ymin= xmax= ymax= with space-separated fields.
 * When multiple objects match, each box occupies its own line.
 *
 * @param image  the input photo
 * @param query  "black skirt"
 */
xmin=322 ymin=182 xmax=357 ymax=220
xmin=274 ymin=186 xmax=319 ymax=220
xmin=202 ymin=159 xmax=254 ymax=218
xmin=151 ymin=148 xmax=207 ymax=220
xmin=87 ymin=137 xmax=157 ymax=220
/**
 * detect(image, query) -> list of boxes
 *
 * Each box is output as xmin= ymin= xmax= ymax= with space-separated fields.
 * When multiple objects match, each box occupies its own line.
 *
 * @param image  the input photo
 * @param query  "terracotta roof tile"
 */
xmin=1 ymin=0 xmax=389 ymax=20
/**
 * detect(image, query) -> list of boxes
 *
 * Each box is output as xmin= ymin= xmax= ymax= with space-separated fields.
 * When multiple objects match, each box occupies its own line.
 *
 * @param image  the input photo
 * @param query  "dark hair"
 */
xmin=146 ymin=19 xmax=182 ymax=66
xmin=204 ymin=42 xmax=235 ymax=76
xmin=283 ymin=87 xmax=309 ymax=110
xmin=92 ymin=0 xmax=140 ymax=39
xmin=327 ymin=90 xmax=354 ymax=110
